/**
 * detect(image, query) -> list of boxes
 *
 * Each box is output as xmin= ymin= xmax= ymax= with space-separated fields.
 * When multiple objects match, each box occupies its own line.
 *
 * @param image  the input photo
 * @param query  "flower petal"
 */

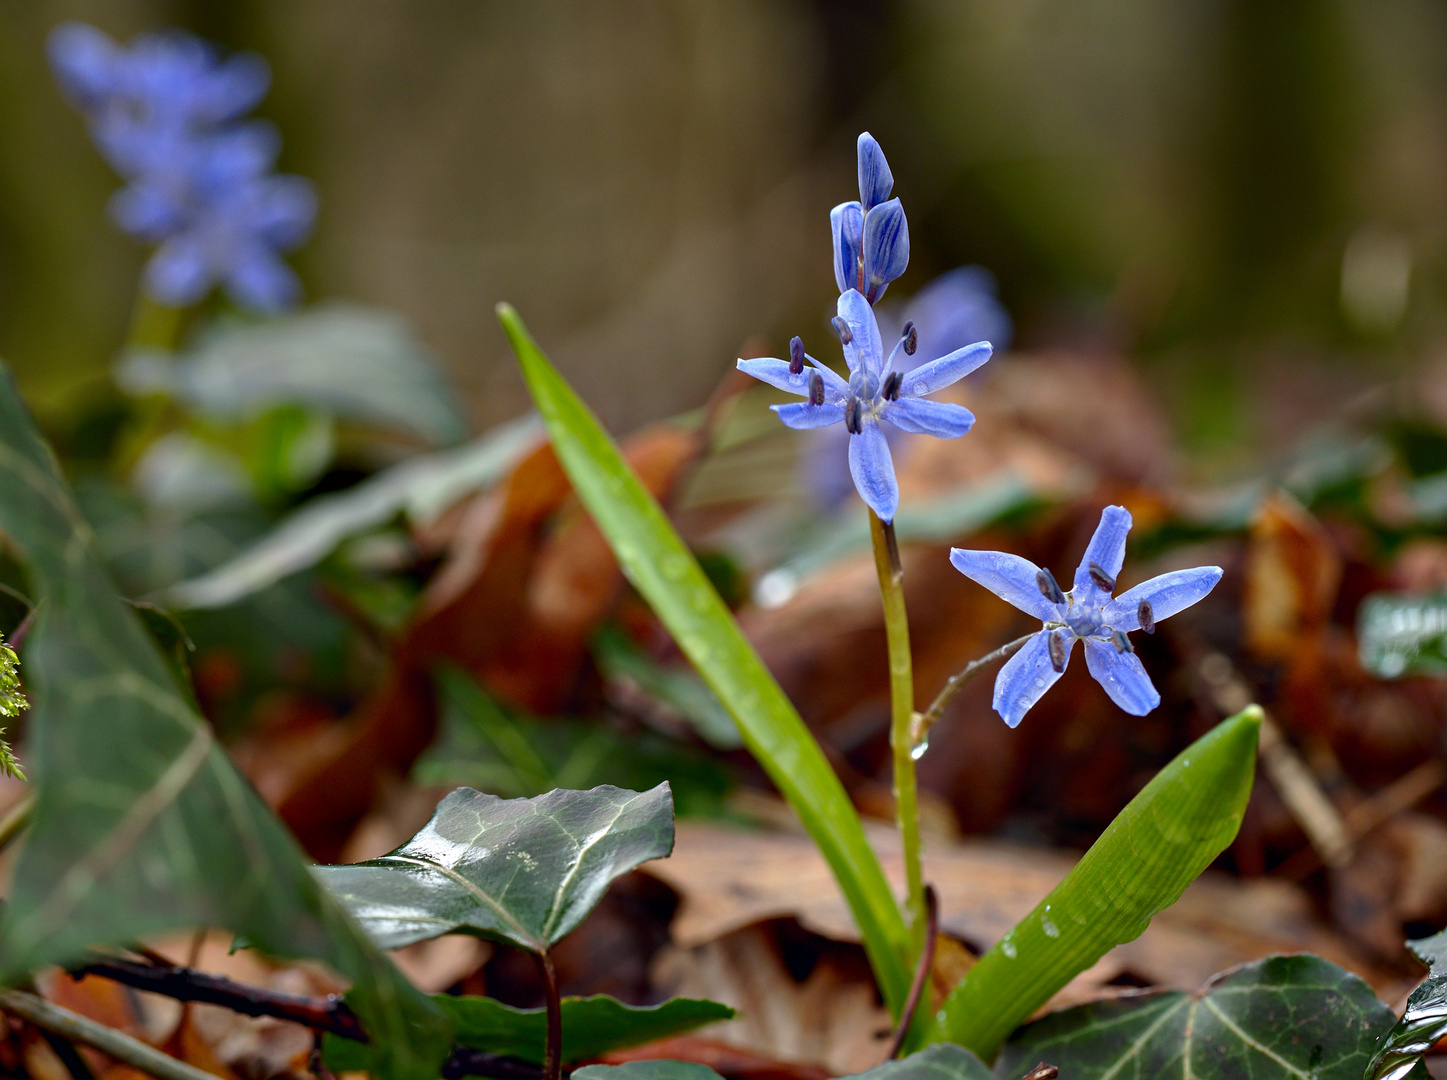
xmin=883 ymin=397 xmax=975 ymax=438
xmin=1105 ymin=566 xmax=1223 ymax=631
xmin=993 ymin=630 xmax=1070 ymax=728
xmin=903 ymin=341 xmax=993 ymax=397
xmin=949 ymin=548 xmax=1063 ymax=622
xmin=1083 ymin=637 xmax=1160 ymax=715
xmin=838 ymin=289 xmax=885 ymax=378
xmin=47 ymin=22 xmax=121 ymax=108
xmin=857 ymin=132 xmax=893 ymax=210
xmin=1073 ymin=505 xmax=1132 ymax=595
xmin=145 ymin=234 xmax=213 ymax=307
xmin=831 ymin=202 xmax=864 ymax=296
xmin=863 ymin=199 xmax=908 ymax=300
xmin=848 ymin=418 xmax=898 ymax=521
xmin=226 ymin=243 xmax=301 ymax=313
xmin=773 ymin=401 xmax=846 ymax=430
xmin=738 ymin=357 xmax=848 ymax=401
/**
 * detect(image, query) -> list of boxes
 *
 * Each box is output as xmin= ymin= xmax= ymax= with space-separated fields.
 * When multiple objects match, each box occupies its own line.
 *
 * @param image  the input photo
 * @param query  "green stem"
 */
xmin=910 ymin=633 xmax=1034 ymax=749
xmin=870 ymin=510 xmax=924 ymax=951
xmin=113 ymin=291 xmax=185 ymax=479
xmin=539 ymin=949 xmax=562 ymax=1080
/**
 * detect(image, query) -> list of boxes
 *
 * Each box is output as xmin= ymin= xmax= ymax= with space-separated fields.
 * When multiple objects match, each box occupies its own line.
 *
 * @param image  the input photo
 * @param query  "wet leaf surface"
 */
xmin=997 ymin=955 xmax=1407 ymax=1080
xmin=575 ymin=1043 xmax=993 ymax=1080
xmin=326 ymin=993 xmax=734 ymax=1071
xmin=316 ymin=783 xmax=675 ymax=952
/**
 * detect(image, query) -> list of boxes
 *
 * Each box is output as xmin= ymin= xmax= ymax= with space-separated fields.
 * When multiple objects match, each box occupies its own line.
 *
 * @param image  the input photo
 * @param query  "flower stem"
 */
xmin=869 ymin=510 xmax=925 ymax=952
xmin=910 ymin=633 xmax=1034 ymax=749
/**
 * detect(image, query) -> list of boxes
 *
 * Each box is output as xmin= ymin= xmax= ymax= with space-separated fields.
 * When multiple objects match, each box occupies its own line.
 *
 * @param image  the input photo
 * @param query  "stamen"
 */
xmin=882 ymin=371 xmax=903 ymax=401
xmin=1087 ymin=562 xmax=1115 ymax=592
xmin=831 ymin=316 xmax=853 ymax=346
xmin=1036 ymin=568 xmax=1065 ymax=605
xmin=845 ymin=397 xmax=863 ymax=435
xmin=1111 ymin=629 xmax=1134 ymax=654
xmin=901 ymin=320 xmax=917 ymax=355
xmin=1138 ymin=599 xmax=1155 ymax=634
xmin=808 ymin=370 xmax=824 ymax=406
xmin=789 ymin=336 xmax=805 ymax=376
xmin=1048 ymin=631 xmax=1067 ymax=673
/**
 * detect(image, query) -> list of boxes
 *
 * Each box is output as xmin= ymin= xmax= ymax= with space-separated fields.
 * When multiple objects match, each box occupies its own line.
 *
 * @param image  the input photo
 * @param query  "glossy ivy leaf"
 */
xmin=316 ymin=783 xmax=674 ymax=952
xmin=1365 ymin=929 xmax=1447 ymax=1080
xmin=997 ymin=955 xmax=1414 ymax=1080
xmin=0 ymin=367 xmax=452 ymax=1080
xmin=930 ymin=708 xmax=1261 ymax=1060
xmin=326 ymin=993 xmax=734 ymax=1072
xmin=574 ymin=1043 xmax=993 ymax=1080
xmin=497 ymin=303 xmax=913 ymax=1015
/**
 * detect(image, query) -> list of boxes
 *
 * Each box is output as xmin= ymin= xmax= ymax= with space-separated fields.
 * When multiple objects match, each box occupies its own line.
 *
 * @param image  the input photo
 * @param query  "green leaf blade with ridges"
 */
xmin=0 ymin=366 xmax=452 ymax=1080
xmin=316 ymin=783 xmax=675 ymax=952
xmin=930 ymin=707 xmax=1262 ymax=1060
xmin=495 ymin=303 xmax=912 ymax=1014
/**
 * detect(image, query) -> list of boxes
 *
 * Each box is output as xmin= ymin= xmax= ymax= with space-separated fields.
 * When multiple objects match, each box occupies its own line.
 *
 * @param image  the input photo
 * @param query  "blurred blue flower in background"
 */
xmin=740 ymin=289 xmax=991 ymax=522
xmin=806 ymin=265 xmax=1013 ymax=510
xmin=949 ymin=505 xmax=1222 ymax=727
xmin=48 ymin=22 xmax=315 ymax=312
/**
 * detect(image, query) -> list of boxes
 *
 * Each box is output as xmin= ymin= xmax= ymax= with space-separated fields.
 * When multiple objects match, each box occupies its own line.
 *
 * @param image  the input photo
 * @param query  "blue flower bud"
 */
xmin=857 ymin=132 xmax=894 ymax=211
xmin=862 ymin=198 xmax=909 ymax=301
xmin=830 ymin=201 xmax=864 ymax=295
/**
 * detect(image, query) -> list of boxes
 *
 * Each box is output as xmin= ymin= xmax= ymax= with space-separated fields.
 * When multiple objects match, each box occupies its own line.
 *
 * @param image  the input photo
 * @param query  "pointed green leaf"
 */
xmin=316 ymin=783 xmax=674 ymax=952
xmin=930 ymin=708 xmax=1262 ymax=1060
xmin=0 ymin=367 xmax=451 ymax=1080
xmin=573 ymin=1044 xmax=993 ymax=1080
xmin=327 ymin=993 xmax=734 ymax=1072
xmin=997 ymin=955 xmax=1411 ymax=1080
xmin=496 ymin=303 xmax=912 ymax=1014
xmin=574 ymin=1063 xmax=724 ymax=1080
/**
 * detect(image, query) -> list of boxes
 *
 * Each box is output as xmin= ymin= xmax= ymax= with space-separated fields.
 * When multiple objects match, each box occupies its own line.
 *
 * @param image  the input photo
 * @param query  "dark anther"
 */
xmin=1138 ymin=599 xmax=1155 ymax=634
xmin=845 ymin=397 xmax=863 ymax=435
xmin=789 ymin=336 xmax=805 ymax=376
xmin=1111 ymin=629 xmax=1134 ymax=654
xmin=1087 ymin=561 xmax=1115 ymax=592
xmin=902 ymin=320 xmax=918 ymax=355
xmin=882 ymin=371 xmax=903 ymax=401
xmin=1047 ymin=632 xmax=1067 ymax=673
xmin=808 ymin=370 xmax=824 ymax=406
xmin=1036 ymin=567 xmax=1065 ymax=605
xmin=831 ymin=315 xmax=853 ymax=345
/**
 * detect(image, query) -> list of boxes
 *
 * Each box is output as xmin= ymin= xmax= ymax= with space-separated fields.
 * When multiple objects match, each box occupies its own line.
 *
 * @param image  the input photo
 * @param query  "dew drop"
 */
xmin=1000 ymin=937 xmax=1017 ymax=959
xmin=910 ymin=734 xmax=930 ymax=761
xmin=1042 ymin=917 xmax=1060 ymax=938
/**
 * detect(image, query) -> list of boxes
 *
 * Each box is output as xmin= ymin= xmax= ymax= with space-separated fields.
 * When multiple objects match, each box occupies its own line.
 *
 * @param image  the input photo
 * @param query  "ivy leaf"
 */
xmin=316 ymin=783 xmax=675 ymax=952
xmin=997 ymin=955 xmax=1412 ymax=1080
xmin=326 ymin=993 xmax=734 ymax=1072
xmin=0 ymin=367 xmax=452 ymax=1079
xmin=1364 ymin=929 xmax=1447 ymax=1080
xmin=573 ymin=1044 xmax=993 ymax=1080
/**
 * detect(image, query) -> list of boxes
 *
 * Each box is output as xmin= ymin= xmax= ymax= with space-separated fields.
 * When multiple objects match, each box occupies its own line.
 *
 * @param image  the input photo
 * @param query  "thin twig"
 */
xmin=74 ymin=958 xmax=366 ymax=1041
xmin=0 ymin=987 xmax=215 ymax=1080
xmin=911 ymin=634 xmax=1034 ymax=746
xmin=7 ymin=599 xmax=39 ymax=651
xmin=38 ymin=1028 xmax=99 ymax=1080
xmin=539 ymin=950 xmax=563 ymax=1080
xmin=884 ymin=884 xmax=939 ymax=1061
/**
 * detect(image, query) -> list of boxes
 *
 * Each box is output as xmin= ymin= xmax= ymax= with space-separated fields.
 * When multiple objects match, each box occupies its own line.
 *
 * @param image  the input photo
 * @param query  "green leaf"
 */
xmin=162 ymin=415 xmax=540 ymax=609
xmin=1356 ymin=592 xmax=1447 ymax=679
xmin=573 ymin=1044 xmax=993 ymax=1080
xmin=327 ymin=993 xmax=734 ymax=1071
xmin=574 ymin=1062 xmax=724 ymax=1080
xmin=1364 ymin=928 xmax=1447 ymax=1080
xmin=930 ymin=707 xmax=1262 ymax=1060
xmin=116 ymin=304 xmax=467 ymax=444
xmin=316 ymin=783 xmax=675 ymax=952
xmin=997 ymin=955 xmax=1410 ymax=1080
xmin=592 ymin=626 xmax=741 ymax=750
xmin=496 ymin=303 xmax=913 ymax=1014
xmin=0 ymin=367 xmax=452 ymax=1079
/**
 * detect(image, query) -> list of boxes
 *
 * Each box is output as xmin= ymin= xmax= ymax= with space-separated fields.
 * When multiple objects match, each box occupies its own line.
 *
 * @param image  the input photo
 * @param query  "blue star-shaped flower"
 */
xmin=949 ymin=506 xmax=1223 ymax=727
xmin=739 ymin=289 xmax=991 ymax=522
